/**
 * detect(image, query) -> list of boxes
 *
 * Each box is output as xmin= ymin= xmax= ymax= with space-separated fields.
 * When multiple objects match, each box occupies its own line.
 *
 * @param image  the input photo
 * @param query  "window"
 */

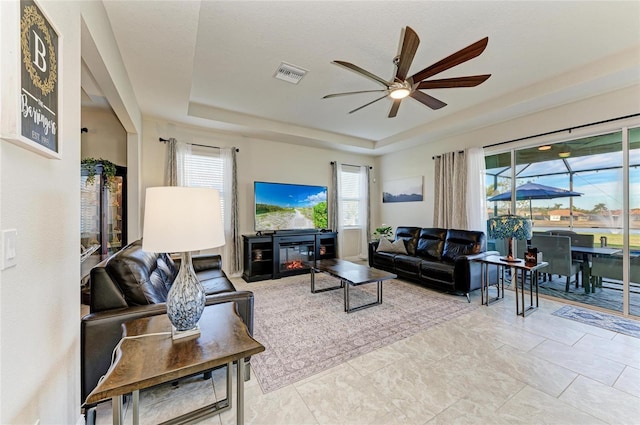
xmin=182 ymin=144 xmax=225 ymax=219
xmin=340 ymin=165 xmax=362 ymax=226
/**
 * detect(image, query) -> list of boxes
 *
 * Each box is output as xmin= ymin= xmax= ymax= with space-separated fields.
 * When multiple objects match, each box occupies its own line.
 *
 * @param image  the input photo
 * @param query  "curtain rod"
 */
xmin=432 ymin=150 xmax=464 ymax=160
xmin=159 ymin=138 xmax=239 ymax=152
xmin=330 ymin=161 xmax=372 ymax=169
xmin=483 ymin=113 xmax=640 ymax=149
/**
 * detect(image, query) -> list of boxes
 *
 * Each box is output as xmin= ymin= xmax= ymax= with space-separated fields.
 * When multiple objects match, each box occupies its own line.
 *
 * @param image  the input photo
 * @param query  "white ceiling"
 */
xmin=98 ymin=1 xmax=640 ymax=155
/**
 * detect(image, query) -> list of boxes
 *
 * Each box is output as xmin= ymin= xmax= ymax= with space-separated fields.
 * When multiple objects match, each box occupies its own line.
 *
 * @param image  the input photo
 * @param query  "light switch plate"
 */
xmin=1 ymin=229 xmax=18 ymax=270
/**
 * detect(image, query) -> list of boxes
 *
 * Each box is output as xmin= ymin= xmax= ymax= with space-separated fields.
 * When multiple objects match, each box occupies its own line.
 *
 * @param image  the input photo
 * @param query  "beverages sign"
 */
xmin=20 ymin=0 xmax=58 ymax=155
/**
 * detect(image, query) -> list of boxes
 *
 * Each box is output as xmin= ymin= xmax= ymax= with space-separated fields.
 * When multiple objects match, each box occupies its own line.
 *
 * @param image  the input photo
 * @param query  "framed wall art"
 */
xmin=382 ymin=176 xmax=423 ymax=203
xmin=1 ymin=0 xmax=62 ymax=159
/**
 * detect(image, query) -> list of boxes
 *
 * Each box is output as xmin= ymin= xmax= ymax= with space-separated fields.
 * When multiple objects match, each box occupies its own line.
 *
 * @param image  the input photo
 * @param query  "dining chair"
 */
xmin=547 ymin=231 xmax=594 ymax=288
xmin=530 ymin=234 xmax=581 ymax=291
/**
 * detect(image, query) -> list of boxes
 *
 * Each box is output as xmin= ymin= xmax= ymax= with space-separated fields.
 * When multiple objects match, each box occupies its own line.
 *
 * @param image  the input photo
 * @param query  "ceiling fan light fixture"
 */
xmin=558 ymin=150 xmax=571 ymax=158
xmin=390 ymin=87 xmax=410 ymax=99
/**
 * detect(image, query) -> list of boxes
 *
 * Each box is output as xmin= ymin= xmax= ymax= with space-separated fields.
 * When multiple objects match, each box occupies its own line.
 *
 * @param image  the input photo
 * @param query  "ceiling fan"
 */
xmin=323 ymin=26 xmax=491 ymax=118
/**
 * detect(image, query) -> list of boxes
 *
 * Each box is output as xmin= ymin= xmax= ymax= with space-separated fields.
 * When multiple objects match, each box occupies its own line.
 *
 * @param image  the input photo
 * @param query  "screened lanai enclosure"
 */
xmin=485 ymin=126 xmax=640 ymax=317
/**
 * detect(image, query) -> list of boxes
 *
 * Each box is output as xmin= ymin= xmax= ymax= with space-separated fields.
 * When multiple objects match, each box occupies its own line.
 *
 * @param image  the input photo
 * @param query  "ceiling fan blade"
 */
xmin=410 ymin=90 xmax=447 ymax=110
xmin=332 ymin=61 xmax=390 ymax=88
xmin=417 ymin=74 xmax=491 ymax=89
xmin=410 ymin=37 xmax=489 ymax=83
xmin=395 ymin=26 xmax=420 ymax=81
xmin=348 ymin=94 xmax=388 ymax=114
xmin=323 ymin=89 xmax=388 ymax=99
xmin=388 ymin=99 xmax=401 ymax=118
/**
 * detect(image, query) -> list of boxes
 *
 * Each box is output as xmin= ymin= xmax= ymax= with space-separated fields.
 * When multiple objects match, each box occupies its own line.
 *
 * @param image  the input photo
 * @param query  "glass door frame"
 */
xmin=485 ymin=119 xmax=640 ymax=317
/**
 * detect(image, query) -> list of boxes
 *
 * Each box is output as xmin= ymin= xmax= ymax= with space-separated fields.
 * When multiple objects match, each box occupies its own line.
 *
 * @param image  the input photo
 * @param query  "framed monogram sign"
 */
xmin=1 ymin=0 xmax=61 ymax=159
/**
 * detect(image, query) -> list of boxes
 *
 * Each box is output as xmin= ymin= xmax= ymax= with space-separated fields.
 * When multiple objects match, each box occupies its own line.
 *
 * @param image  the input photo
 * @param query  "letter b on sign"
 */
xmin=32 ymin=30 xmax=47 ymax=72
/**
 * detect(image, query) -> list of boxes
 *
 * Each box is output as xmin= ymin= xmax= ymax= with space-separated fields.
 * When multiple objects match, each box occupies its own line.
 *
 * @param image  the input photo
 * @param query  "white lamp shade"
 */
xmin=142 ymin=187 xmax=225 ymax=253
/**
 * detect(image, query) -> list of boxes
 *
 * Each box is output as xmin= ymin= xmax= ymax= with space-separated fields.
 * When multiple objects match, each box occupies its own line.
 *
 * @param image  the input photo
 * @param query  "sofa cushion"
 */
xmin=104 ymin=241 xmax=168 ymax=306
xmin=372 ymin=251 xmax=396 ymax=269
xmin=157 ymin=254 xmax=178 ymax=284
xmin=442 ymin=229 xmax=485 ymax=262
xmin=395 ymin=226 xmax=421 ymax=256
xmin=200 ymin=275 xmax=237 ymax=295
xmin=377 ymin=237 xmax=407 ymax=254
xmin=394 ymin=255 xmax=422 ymax=274
xmin=147 ymin=267 xmax=171 ymax=303
xmin=416 ymin=228 xmax=447 ymax=260
xmin=420 ymin=260 xmax=455 ymax=283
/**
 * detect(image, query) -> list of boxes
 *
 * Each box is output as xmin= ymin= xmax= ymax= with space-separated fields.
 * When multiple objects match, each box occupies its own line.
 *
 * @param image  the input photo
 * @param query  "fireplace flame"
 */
xmin=285 ymin=260 xmax=305 ymax=270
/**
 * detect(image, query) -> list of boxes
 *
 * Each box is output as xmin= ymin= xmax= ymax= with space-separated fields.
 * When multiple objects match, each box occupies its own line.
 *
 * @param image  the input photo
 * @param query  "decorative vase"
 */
xmin=166 ymin=251 xmax=206 ymax=333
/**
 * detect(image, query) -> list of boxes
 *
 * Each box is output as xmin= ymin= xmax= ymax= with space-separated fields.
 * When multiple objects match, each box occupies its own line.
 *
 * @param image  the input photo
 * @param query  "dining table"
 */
xmin=570 ymin=246 xmax=622 ymax=293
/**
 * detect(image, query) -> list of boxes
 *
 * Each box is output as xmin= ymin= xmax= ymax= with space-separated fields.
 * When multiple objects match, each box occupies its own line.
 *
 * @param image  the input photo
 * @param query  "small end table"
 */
xmin=476 ymin=255 xmax=548 ymax=317
xmin=85 ymin=302 xmax=264 ymax=425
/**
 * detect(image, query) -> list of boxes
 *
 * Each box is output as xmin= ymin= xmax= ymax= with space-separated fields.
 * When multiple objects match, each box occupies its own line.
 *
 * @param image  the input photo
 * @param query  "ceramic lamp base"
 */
xmin=166 ymin=252 xmax=206 ymax=334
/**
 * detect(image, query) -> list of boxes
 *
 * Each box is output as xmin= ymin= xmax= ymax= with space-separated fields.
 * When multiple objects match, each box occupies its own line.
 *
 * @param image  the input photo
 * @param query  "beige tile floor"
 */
xmin=94 ymin=277 xmax=640 ymax=425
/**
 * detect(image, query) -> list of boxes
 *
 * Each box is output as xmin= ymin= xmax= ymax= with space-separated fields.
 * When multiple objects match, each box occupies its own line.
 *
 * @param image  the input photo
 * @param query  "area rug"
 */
xmin=552 ymin=305 xmax=640 ymax=338
xmin=249 ymin=274 xmax=477 ymax=393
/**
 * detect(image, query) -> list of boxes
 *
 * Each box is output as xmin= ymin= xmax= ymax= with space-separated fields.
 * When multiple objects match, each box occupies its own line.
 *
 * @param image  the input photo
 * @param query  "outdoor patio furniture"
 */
xmin=528 ymin=234 xmax=581 ymax=291
xmin=591 ymin=255 xmax=640 ymax=285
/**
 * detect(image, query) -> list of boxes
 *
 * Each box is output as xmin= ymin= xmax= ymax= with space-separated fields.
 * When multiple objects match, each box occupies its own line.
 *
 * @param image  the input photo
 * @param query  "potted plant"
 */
xmin=372 ymin=225 xmax=393 ymax=240
xmin=81 ymin=158 xmax=117 ymax=191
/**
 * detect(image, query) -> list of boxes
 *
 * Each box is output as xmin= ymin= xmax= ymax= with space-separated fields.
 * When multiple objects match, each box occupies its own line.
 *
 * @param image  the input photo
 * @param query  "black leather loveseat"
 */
xmin=369 ymin=227 xmax=497 ymax=301
xmin=81 ymin=239 xmax=254 ymax=418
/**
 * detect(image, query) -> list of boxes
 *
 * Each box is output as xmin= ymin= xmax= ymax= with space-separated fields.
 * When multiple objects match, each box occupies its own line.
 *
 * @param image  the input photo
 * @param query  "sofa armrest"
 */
xmin=174 ymin=254 xmax=223 ymax=272
xmin=368 ymin=240 xmax=380 ymax=267
xmin=451 ymin=251 xmax=499 ymax=294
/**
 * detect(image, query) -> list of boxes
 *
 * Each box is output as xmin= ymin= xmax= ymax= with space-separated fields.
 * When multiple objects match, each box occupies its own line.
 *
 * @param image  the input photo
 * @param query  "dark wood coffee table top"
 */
xmin=86 ymin=302 xmax=265 ymax=404
xmin=310 ymin=258 xmax=397 ymax=285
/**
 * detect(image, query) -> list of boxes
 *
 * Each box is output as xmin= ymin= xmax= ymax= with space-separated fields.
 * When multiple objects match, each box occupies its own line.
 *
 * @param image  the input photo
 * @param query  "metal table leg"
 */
xmin=237 ymin=358 xmax=245 ymax=425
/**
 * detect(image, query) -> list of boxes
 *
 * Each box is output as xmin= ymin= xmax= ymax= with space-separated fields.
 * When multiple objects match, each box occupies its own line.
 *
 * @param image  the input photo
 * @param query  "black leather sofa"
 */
xmin=81 ymin=239 xmax=254 ymax=418
xmin=369 ymin=227 xmax=497 ymax=301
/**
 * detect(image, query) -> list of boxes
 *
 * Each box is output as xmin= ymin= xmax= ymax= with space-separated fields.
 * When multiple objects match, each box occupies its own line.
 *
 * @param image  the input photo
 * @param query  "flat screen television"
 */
xmin=254 ymin=181 xmax=328 ymax=232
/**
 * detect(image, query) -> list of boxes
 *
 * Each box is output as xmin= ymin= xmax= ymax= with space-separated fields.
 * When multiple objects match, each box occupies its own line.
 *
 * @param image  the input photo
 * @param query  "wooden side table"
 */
xmin=85 ymin=302 xmax=265 ymax=425
xmin=476 ymin=255 xmax=548 ymax=317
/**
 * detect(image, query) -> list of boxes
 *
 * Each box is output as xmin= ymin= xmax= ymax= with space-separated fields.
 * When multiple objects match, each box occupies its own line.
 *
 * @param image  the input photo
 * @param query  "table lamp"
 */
xmin=142 ymin=187 xmax=225 ymax=339
xmin=487 ymin=215 xmax=532 ymax=262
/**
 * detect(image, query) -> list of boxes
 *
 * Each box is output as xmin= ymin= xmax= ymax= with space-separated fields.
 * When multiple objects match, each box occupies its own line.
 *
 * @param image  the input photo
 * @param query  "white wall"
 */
xmin=81 ymin=107 xmax=127 ymax=166
xmin=0 ymin=1 xmax=140 ymax=423
xmin=141 ymin=117 xmax=375 ymax=259
xmin=376 ymin=85 xmax=640 ymax=231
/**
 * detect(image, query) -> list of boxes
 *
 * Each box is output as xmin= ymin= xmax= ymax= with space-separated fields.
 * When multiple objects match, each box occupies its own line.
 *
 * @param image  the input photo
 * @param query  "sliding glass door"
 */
xmin=485 ymin=127 xmax=640 ymax=316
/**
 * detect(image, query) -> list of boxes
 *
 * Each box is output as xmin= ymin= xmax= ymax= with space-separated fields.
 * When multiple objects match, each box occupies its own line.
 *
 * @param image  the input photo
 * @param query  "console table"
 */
xmin=242 ymin=231 xmax=337 ymax=282
xmin=85 ymin=302 xmax=264 ymax=425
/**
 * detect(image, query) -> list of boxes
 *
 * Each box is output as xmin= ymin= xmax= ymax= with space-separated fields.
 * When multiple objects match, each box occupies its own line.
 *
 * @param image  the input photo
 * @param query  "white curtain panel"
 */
xmin=330 ymin=161 xmax=344 ymax=258
xmin=358 ymin=165 xmax=370 ymax=259
xmin=465 ymin=147 xmax=487 ymax=232
xmin=175 ymin=141 xmax=190 ymax=186
xmin=219 ymin=147 xmax=240 ymax=275
xmin=434 ymin=151 xmax=467 ymax=229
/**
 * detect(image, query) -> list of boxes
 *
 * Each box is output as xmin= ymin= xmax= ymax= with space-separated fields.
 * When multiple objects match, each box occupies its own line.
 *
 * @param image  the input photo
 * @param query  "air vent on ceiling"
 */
xmin=274 ymin=62 xmax=307 ymax=84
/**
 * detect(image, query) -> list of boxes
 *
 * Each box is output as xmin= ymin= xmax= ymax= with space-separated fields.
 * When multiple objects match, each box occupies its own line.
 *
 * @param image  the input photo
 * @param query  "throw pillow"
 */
xmin=376 ymin=237 xmax=408 ymax=255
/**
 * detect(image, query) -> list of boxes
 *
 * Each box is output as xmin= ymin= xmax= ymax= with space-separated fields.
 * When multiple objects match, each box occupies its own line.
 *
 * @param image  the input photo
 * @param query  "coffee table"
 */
xmin=85 ymin=302 xmax=265 ymax=425
xmin=309 ymin=259 xmax=397 ymax=313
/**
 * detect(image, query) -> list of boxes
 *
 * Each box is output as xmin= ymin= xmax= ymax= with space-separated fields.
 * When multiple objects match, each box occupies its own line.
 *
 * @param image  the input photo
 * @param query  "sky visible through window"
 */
xmin=486 ymin=149 xmax=640 ymax=212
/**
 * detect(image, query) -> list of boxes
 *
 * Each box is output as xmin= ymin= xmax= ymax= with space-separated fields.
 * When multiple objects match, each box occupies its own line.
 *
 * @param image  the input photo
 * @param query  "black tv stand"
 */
xmin=242 ymin=230 xmax=338 ymax=282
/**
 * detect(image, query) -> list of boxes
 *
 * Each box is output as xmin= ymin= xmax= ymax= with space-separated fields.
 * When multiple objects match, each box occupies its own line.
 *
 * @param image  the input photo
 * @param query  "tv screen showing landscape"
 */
xmin=254 ymin=181 xmax=328 ymax=232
